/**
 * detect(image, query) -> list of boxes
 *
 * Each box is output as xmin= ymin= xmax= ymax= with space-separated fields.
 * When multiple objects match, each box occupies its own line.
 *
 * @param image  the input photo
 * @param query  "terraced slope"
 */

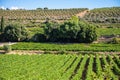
xmin=0 ymin=8 xmax=88 ymax=20
xmin=83 ymin=7 xmax=120 ymax=23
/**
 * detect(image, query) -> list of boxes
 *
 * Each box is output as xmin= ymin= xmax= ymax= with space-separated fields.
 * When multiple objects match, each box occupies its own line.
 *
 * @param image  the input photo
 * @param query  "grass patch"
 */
xmin=97 ymin=28 xmax=120 ymax=36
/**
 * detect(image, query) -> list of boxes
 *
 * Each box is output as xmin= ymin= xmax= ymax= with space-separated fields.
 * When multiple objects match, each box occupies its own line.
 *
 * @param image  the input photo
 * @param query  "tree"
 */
xmin=36 ymin=8 xmax=42 ymax=10
xmin=6 ymin=8 xmax=10 ymax=10
xmin=31 ymin=33 xmax=46 ymax=42
xmin=3 ymin=24 xmax=29 ymax=42
xmin=59 ymin=21 xmax=79 ymax=42
xmin=85 ymin=25 xmax=97 ymax=43
xmin=44 ymin=7 xmax=48 ymax=10
xmin=76 ymin=21 xmax=97 ymax=43
xmin=0 ymin=16 xmax=4 ymax=33
xmin=44 ymin=21 xmax=60 ymax=42
xmin=43 ymin=20 xmax=97 ymax=43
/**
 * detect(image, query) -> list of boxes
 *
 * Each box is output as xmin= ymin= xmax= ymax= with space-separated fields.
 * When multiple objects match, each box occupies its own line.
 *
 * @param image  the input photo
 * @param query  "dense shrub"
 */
xmin=0 ymin=33 xmax=4 ymax=41
xmin=59 ymin=21 xmax=80 ymax=42
xmin=31 ymin=33 xmax=46 ymax=42
xmin=0 ymin=16 xmax=4 ymax=33
xmin=44 ymin=18 xmax=97 ymax=43
xmin=3 ymin=24 xmax=29 ymax=42
xmin=76 ymin=22 xmax=97 ymax=43
xmin=3 ymin=44 xmax=12 ymax=53
xmin=44 ymin=21 xmax=60 ymax=42
xmin=0 ymin=16 xmax=4 ymax=41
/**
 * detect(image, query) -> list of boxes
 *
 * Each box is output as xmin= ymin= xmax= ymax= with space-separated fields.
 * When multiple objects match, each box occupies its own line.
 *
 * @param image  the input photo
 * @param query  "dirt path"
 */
xmin=6 ymin=50 xmax=120 ymax=55
xmin=76 ymin=10 xmax=89 ymax=18
xmin=0 ymin=42 xmax=16 ymax=47
xmin=0 ymin=42 xmax=17 ymax=54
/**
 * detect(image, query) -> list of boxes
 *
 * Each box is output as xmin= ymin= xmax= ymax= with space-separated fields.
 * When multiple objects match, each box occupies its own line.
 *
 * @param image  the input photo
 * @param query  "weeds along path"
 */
xmin=0 ymin=42 xmax=17 ymax=54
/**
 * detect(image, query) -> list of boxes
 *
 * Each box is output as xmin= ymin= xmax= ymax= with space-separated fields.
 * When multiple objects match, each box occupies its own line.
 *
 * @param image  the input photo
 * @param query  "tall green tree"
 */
xmin=0 ymin=16 xmax=4 ymax=33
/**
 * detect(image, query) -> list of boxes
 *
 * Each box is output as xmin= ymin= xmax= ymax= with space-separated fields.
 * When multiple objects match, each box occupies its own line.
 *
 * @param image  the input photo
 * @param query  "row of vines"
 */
xmin=0 ymin=54 xmax=120 ymax=80
xmin=0 ymin=8 xmax=87 ymax=20
xmin=84 ymin=7 xmax=120 ymax=23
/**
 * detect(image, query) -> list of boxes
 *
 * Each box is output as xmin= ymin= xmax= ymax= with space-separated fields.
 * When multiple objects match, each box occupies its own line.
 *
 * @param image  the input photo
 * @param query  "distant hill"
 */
xmin=83 ymin=7 xmax=120 ymax=23
xmin=0 ymin=8 xmax=88 ymax=21
xmin=0 ymin=7 xmax=120 ymax=24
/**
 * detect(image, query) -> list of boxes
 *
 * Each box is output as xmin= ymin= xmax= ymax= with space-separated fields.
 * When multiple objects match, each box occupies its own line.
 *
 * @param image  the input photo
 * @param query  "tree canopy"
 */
xmin=3 ymin=24 xmax=29 ymax=42
xmin=43 ymin=17 xmax=97 ymax=43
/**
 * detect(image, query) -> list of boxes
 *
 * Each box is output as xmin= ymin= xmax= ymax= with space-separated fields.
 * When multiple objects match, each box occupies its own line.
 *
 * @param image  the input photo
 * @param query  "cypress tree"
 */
xmin=0 ymin=16 xmax=4 ymax=33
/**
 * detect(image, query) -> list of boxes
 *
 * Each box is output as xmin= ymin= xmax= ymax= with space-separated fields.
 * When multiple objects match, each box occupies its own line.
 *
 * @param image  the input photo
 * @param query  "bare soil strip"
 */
xmin=0 ymin=42 xmax=16 ymax=47
xmin=4 ymin=50 xmax=120 ymax=55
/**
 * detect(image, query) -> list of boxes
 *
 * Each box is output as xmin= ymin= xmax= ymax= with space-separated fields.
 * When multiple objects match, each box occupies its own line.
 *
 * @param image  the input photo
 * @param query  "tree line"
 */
xmin=33 ymin=16 xmax=97 ymax=43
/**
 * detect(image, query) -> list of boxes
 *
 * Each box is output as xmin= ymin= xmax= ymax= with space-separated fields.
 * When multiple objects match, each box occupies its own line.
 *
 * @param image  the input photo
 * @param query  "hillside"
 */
xmin=0 ymin=7 xmax=120 ymax=24
xmin=0 ymin=8 xmax=88 ymax=20
xmin=83 ymin=7 xmax=120 ymax=23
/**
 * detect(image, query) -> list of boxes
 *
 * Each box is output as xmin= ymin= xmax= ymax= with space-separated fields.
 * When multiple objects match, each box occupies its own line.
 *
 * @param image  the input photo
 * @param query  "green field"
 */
xmin=9 ymin=42 xmax=120 ymax=52
xmin=0 ymin=54 xmax=120 ymax=80
xmin=97 ymin=28 xmax=120 ymax=36
xmin=0 ymin=3 xmax=120 ymax=80
xmin=95 ymin=23 xmax=120 ymax=28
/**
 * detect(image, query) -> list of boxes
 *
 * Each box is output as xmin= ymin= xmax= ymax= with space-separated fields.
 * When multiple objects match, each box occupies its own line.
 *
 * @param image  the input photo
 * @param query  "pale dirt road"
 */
xmin=76 ymin=10 xmax=89 ymax=18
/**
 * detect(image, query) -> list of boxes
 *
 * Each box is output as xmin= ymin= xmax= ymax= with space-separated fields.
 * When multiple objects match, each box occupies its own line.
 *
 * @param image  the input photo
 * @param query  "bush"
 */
xmin=3 ymin=24 xmax=29 ymax=42
xmin=44 ymin=20 xmax=97 ymax=43
xmin=0 ymin=33 xmax=4 ymax=41
xmin=77 ymin=22 xmax=97 ymax=43
xmin=57 ymin=50 xmax=66 ymax=54
xmin=31 ymin=33 xmax=46 ymax=42
xmin=3 ymin=44 xmax=12 ymax=53
xmin=0 ymin=16 xmax=4 ymax=33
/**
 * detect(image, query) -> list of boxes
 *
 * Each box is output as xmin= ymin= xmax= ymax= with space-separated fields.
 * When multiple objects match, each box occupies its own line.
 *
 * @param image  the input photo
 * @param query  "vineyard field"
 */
xmin=84 ymin=7 xmax=120 ymax=23
xmin=97 ymin=28 xmax=120 ymax=36
xmin=0 ymin=8 xmax=87 ymax=20
xmin=8 ymin=42 xmax=120 ymax=52
xmin=0 ymin=54 xmax=120 ymax=80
